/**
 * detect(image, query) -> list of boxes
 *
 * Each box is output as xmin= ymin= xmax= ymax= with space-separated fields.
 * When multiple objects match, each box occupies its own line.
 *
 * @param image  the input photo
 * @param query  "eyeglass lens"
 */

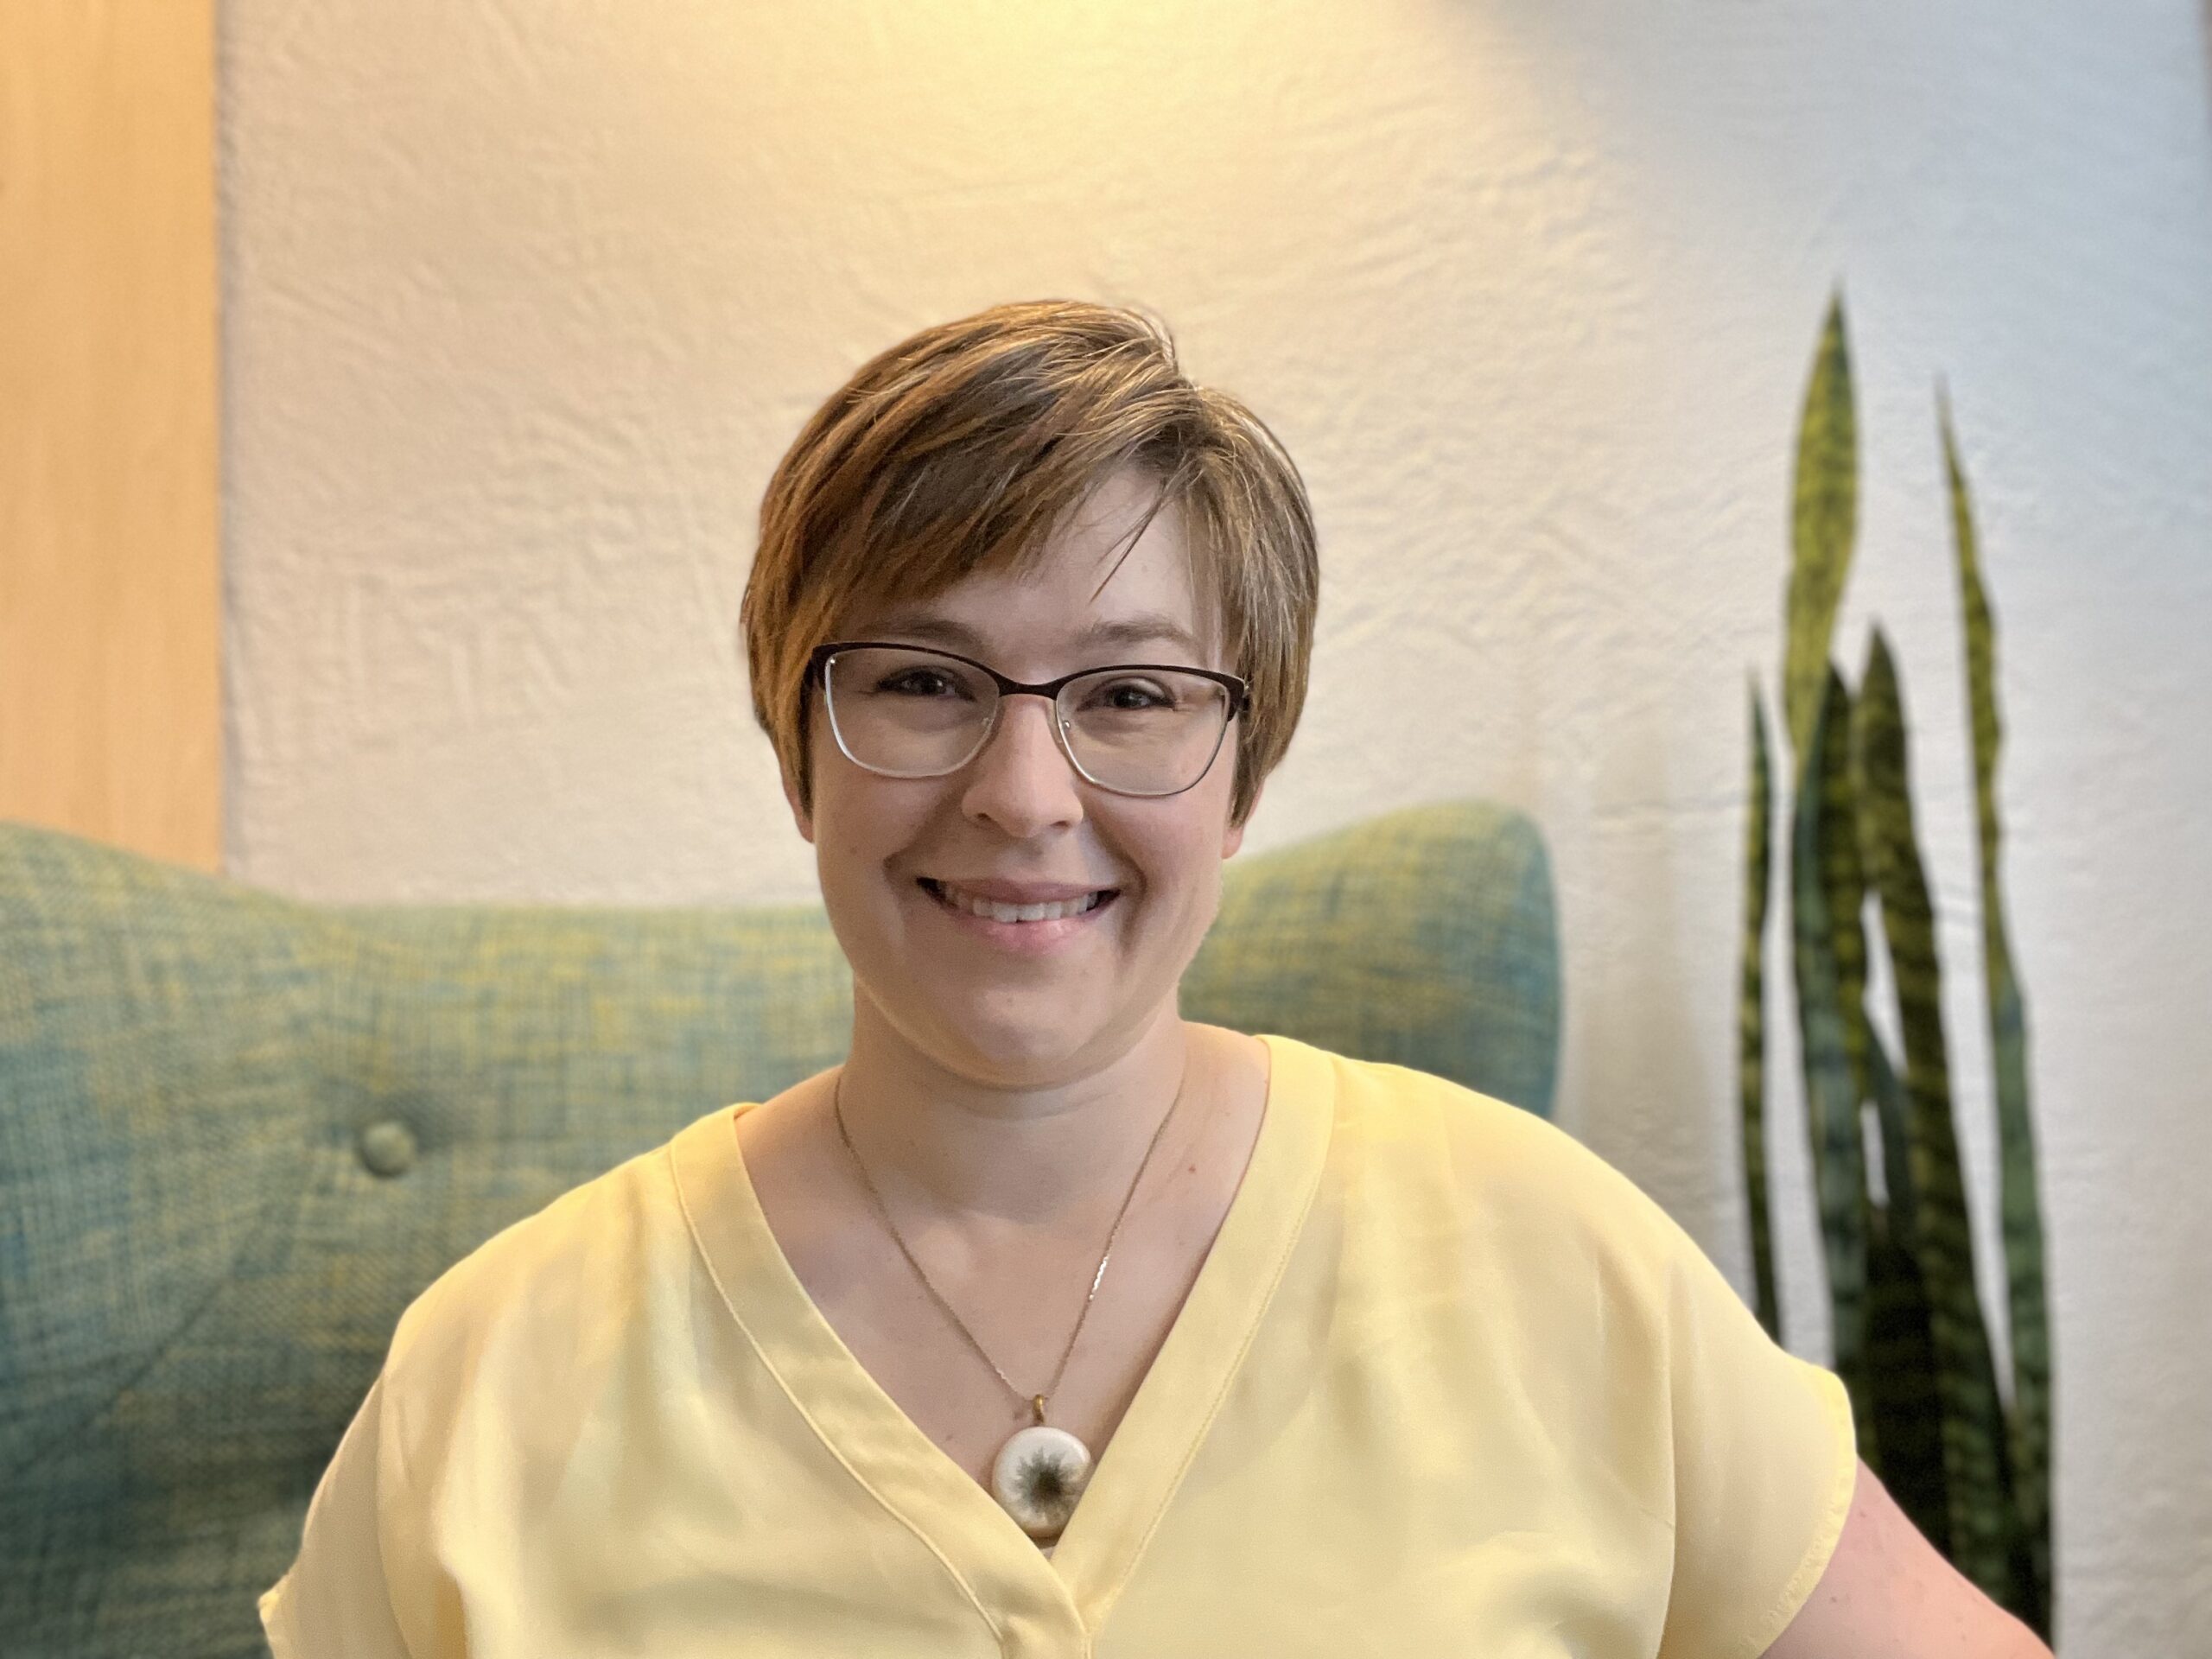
xmin=823 ymin=645 xmax=1231 ymax=796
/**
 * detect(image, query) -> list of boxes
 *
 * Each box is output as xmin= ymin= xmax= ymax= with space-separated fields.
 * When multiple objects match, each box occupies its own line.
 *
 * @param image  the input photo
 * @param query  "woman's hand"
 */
xmin=1761 ymin=1459 xmax=2053 ymax=1658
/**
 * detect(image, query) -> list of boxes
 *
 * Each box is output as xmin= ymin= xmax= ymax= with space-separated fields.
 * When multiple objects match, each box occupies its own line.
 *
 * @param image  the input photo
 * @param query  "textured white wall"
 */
xmin=221 ymin=2 xmax=2211 ymax=1646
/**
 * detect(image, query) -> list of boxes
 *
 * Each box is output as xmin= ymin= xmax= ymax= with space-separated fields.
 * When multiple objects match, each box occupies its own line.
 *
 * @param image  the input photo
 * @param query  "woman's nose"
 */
xmin=958 ymin=694 xmax=1085 ymax=835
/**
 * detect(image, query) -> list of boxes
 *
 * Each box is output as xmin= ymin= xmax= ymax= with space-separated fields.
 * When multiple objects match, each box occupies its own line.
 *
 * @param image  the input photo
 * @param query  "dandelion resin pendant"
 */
xmin=830 ymin=1074 xmax=1187 ymax=1547
xmin=991 ymin=1401 xmax=1093 ymax=1541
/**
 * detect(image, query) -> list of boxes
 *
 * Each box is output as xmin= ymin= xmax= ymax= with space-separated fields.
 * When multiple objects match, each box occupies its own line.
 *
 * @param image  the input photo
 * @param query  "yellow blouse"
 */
xmin=259 ymin=1033 xmax=1854 ymax=1658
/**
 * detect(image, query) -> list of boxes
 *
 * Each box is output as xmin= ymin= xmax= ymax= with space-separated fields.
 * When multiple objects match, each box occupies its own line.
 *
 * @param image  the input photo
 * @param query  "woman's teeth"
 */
xmin=925 ymin=880 xmax=1110 ymax=924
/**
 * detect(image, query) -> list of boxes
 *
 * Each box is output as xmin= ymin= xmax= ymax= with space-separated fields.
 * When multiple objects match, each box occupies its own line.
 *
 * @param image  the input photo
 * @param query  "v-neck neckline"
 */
xmin=668 ymin=1032 xmax=1335 ymax=1644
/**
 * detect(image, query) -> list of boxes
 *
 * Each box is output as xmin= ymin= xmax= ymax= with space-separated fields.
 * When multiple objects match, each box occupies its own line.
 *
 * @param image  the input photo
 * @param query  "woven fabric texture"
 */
xmin=0 ymin=799 xmax=1557 ymax=1658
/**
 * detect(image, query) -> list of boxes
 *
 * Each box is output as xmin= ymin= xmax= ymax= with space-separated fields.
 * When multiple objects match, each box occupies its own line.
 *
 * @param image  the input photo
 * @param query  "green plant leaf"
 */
xmin=1854 ymin=629 xmax=2021 ymax=1611
xmin=1784 ymin=295 xmax=1858 ymax=766
xmin=1944 ymin=399 xmax=2052 ymax=1635
xmin=1864 ymin=1192 xmax=1951 ymax=1550
xmin=1739 ymin=681 xmax=1781 ymax=1338
xmin=1792 ymin=668 xmax=1876 ymax=1459
xmin=1862 ymin=1033 xmax=1949 ymax=1548
xmin=1808 ymin=658 xmax=1954 ymax=1540
xmin=1815 ymin=652 xmax=1873 ymax=1117
xmin=1866 ymin=1035 xmax=1919 ymax=1257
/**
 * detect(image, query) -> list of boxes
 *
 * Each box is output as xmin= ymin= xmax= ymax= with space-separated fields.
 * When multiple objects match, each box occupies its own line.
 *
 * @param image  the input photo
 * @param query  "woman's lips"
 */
xmin=915 ymin=877 xmax=1121 ymax=955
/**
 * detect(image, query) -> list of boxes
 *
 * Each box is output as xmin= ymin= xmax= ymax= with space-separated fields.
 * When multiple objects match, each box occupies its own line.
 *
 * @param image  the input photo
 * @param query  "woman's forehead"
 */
xmin=855 ymin=603 xmax=1212 ymax=664
xmin=844 ymin=582 xmax=1225 ymax=671
xmin=839 ymin=506 xmax=1228 ymax=664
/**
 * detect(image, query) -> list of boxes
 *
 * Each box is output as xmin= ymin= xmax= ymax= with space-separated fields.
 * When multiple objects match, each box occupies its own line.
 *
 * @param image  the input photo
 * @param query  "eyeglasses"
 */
xmin=807 ymin=641 xmax=1249 ymax=799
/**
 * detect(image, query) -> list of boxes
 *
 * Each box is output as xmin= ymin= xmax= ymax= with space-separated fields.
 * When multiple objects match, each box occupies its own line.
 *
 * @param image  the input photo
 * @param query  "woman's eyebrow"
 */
xmin=870 ymin=612 xmax=1205 ymax=659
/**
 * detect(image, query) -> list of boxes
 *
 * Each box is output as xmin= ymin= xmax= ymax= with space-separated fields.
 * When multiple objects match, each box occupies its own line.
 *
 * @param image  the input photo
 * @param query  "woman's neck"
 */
xmin=832 ymin=995 xmax=1198 ymax=1230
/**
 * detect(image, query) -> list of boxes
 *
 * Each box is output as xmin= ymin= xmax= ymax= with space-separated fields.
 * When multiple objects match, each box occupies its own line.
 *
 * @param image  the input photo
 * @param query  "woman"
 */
xmin=261 ymin=302 xmax=2050 ymax=1657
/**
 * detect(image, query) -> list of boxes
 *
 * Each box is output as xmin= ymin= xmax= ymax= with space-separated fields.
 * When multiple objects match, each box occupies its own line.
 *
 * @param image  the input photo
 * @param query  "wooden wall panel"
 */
xmin=0 ymin=0 xmax=220 ymax=869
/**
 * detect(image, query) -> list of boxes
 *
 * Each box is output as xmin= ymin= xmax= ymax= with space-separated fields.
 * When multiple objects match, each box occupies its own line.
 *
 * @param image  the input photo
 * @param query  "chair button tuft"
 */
xmin=358 ymin=1118 xmax=418 ymax=1178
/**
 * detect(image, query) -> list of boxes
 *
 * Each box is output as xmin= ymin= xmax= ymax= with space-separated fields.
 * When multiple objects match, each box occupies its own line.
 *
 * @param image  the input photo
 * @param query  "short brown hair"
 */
xmin=741 ymin=300 xmax=1319 ymax=828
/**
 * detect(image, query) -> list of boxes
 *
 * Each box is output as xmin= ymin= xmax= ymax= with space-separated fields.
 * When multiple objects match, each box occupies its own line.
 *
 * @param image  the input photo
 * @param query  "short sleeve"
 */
xmin=257 ymin=1370 xmax=418 ymax=1659
xmin=1651 ymin=1210 xmax=1859 ymax=1659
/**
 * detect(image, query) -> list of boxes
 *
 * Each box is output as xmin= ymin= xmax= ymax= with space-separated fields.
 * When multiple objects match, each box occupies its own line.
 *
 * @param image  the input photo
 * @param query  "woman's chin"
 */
xmin=893 ymin=980 xmax=1181 ymax=1089
xmin=931 ymin=1001 xmax=1110 ymax=1082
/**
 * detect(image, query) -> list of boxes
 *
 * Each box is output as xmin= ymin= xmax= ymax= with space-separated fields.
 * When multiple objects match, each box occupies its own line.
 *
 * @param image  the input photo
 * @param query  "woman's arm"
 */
xmin=1763 ymin=1459 xmax=2052 ymax=1659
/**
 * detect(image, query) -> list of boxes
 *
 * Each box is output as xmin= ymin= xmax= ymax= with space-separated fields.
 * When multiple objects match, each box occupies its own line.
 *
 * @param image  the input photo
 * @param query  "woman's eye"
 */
xmin=1093 ymin=679 xmax=1175 ymax=710
xmin=880 ymin=671 xmax=961 ymax=697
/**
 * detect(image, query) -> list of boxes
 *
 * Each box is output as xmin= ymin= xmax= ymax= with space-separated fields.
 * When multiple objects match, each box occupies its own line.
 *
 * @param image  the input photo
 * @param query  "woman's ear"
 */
xmin=1222 ymin=780 xmax=1262 ymax=860
xmin=781 ymin=761 xmax=816 ymax=845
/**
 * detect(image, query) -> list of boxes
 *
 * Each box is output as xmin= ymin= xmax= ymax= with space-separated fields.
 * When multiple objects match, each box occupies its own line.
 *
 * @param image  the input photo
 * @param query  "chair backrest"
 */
xmin=0 ymin=798 xmax=1557 ymax=1657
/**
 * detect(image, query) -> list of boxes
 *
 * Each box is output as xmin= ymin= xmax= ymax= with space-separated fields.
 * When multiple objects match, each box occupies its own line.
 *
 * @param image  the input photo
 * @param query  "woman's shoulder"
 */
xmin=1299 ymin=1039 xmax=1603 ymax=1179
xmin=1290 ymin=1039 xmax=1697 ymax=1279
xmin=378 ymin=1108 xmax=729 ymax=1410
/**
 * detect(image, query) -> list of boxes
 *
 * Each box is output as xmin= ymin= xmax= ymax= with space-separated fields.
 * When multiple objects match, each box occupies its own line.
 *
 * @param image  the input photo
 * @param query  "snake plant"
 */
xmin=1737 ymin=296 xmax=2052 ymax=1637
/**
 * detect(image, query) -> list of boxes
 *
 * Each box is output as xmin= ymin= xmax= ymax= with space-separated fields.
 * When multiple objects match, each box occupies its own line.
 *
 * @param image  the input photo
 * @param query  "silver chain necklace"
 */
xmin=830 ymin=1062 xmax=1187 ymax=1541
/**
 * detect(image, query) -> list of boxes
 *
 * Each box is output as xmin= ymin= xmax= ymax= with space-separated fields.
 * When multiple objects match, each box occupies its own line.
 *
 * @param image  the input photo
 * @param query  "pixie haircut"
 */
xmin=741 ymin=301 xmax=1319 ymax=830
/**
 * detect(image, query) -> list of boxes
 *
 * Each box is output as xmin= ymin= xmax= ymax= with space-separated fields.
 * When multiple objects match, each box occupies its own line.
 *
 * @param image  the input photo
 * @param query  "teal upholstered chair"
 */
xmin=0 ymin=799 xmax=1558 ymax=1658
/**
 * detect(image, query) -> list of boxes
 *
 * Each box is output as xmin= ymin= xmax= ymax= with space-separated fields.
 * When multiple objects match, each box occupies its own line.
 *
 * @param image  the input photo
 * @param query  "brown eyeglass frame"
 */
xmin=804 ymin=640 xmax=1251 ymax=798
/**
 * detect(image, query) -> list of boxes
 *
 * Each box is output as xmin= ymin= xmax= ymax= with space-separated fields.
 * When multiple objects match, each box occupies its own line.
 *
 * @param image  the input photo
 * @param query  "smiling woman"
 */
xmin=258 ymin=302 xmax=2047 ymax=1659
